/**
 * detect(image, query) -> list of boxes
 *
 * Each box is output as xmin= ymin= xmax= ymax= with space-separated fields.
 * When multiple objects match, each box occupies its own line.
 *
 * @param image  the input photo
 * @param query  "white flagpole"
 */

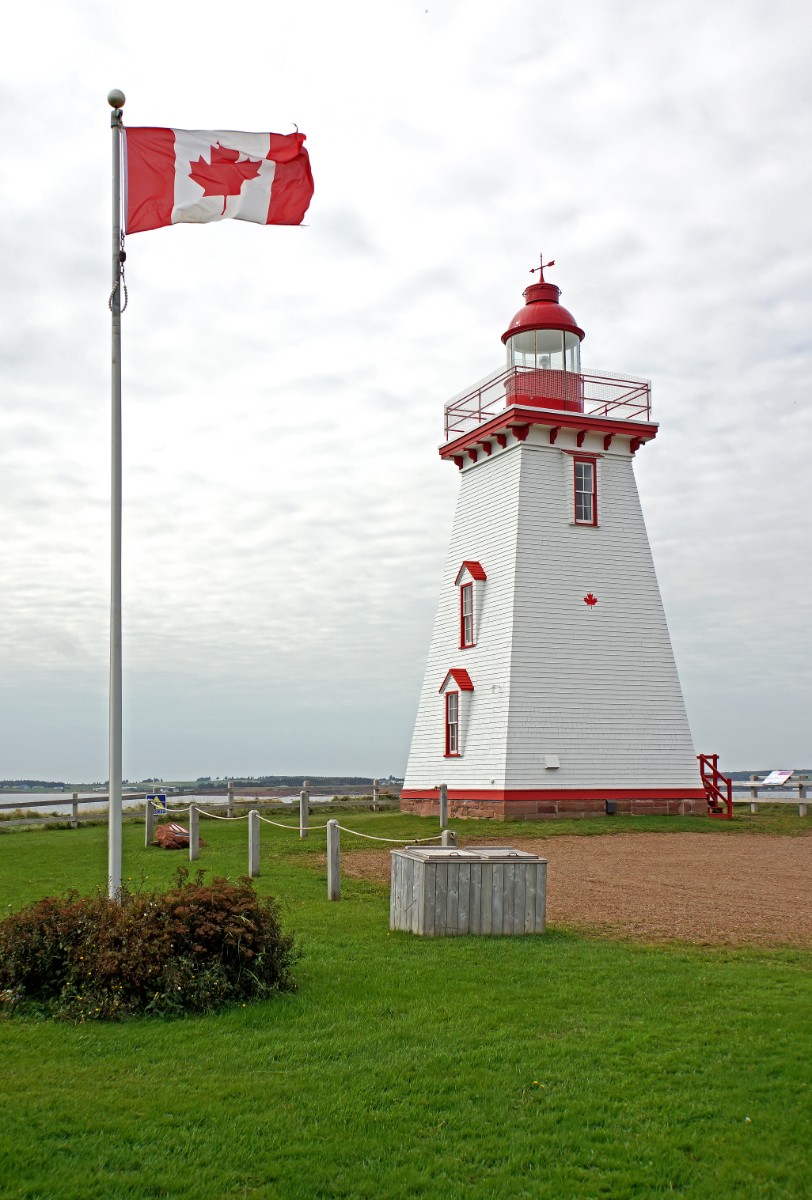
xmin=107 ymin=89 xmax=126 ymax=898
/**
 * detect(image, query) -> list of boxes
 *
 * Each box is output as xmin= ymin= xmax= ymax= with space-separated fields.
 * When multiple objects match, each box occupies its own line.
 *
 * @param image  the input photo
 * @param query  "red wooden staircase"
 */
xmin=698 ymin=754 xmax=733 ymax=819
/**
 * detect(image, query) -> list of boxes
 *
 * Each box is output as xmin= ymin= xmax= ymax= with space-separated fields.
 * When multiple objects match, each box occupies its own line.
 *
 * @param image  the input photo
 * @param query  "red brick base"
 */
xmin=400 ymin=796 xmax=708 ymax=820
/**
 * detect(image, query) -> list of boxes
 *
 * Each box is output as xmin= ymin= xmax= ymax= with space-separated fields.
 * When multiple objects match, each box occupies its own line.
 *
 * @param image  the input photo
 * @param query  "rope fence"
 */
xmin=170 ymin=808 xmax=444 ymax=842
xmin=197 ymin=809 xmax=250 ymax=821
xmin=144 ymin=784 xmax=456 ymax=901
xmin=335 ymin=825 xmax=443 ymax=844
xmin=257 ymin=814 xmax=332 ymax=831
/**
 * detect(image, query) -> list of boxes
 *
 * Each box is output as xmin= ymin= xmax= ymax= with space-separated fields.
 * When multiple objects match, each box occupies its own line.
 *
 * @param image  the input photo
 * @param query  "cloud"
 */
xmin=1 ymin=0 xmax=811 ymax=776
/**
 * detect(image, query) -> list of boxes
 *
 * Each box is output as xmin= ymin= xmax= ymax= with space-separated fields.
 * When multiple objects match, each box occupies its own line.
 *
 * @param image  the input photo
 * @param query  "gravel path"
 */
xmin=341 ymin=832 xmax=812 ymax=946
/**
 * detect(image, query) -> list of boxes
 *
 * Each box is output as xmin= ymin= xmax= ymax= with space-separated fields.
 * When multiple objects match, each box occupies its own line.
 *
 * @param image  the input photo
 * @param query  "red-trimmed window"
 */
xmin=460 ymin=582 xmax=474 ymax=648
xmin=445 ymin=692 xmax=460 ymax=756
xmin=574 ymin=457 xmax=597 ymax=525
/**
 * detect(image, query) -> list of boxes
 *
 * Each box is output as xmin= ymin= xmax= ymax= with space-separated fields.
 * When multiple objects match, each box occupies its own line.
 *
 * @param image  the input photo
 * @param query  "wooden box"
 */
xmin=389 ymin=846 xmax=547 ymax=936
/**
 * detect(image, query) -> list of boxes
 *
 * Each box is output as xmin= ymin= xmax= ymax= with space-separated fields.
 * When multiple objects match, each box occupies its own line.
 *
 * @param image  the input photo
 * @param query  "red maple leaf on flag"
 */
xmin=583 ymin=592 xmax=598 ymax=606
xmin=188 ymin=143 xmax=263 ymax=214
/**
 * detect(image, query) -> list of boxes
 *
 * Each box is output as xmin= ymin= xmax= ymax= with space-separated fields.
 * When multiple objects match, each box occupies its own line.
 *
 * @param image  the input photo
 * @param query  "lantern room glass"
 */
xmin=507 ymin=330 xmax=581 ymax=374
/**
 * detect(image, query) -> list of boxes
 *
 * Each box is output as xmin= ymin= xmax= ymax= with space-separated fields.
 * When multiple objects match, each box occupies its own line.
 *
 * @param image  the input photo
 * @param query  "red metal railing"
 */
xmin=444 ymin=365 xmax=652 ymax=440
xmin=698 ymin=754 xmax=733 ymax=820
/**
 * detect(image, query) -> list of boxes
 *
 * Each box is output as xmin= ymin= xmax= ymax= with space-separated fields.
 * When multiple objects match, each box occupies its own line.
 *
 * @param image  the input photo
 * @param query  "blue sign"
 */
xmin=147 ymin=793 xmax=168 ymax=813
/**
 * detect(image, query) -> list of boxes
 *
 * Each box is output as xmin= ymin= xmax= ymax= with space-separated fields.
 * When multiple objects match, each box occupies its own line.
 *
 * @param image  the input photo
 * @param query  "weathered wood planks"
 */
xmin=390 ymin=847 xmax=547 ymax=936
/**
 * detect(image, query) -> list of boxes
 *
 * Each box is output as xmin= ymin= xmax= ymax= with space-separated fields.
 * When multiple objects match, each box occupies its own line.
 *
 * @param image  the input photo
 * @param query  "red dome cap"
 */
xmin=501 ymin=277 xmax=585 ymax=344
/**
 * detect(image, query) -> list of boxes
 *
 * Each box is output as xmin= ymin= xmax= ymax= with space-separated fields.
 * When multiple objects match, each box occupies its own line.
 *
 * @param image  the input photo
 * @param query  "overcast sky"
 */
xmin=1 ymin=0 xmax=810 ymax=781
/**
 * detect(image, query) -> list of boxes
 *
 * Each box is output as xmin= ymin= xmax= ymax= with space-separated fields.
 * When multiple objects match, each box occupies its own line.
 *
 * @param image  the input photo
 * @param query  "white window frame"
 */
xmin=574 ymin=457 xmax=597 ymax=525
xmin=460 ymin=582 xmax=474 ymax=648
xmin=445 ymin=691 xmax=460 ymax=757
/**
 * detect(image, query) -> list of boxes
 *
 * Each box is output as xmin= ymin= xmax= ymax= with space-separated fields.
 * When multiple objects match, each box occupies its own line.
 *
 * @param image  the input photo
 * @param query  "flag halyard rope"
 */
xmin=108 ymin=232 xmax=128 ymax=313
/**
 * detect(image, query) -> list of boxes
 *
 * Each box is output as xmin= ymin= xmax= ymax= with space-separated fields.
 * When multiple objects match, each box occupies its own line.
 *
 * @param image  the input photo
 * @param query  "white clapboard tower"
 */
xmin=402 ymin=264 xmax=705 ymax=819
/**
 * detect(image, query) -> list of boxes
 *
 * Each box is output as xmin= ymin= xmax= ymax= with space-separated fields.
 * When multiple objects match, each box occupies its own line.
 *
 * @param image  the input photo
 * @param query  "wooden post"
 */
xmin=248 ymin=810 xmax=260 ymax=877
xmin=327 ymin=819 xmax=340 ymax=900
xmin=749 ymin=774 xmax=759 ymax=813
xmin=300 ymin=780 xmax=310 ymax=839
xmin=144 ymin=798 xmax=154 ymax=846
xmin=189 ymin=805 xmax=199 ymax=862
xmin=71 ymin=791 xmax=79 ymax=830
xmin=441 ymin=829 xmax=457 ymax=848
xmin=799 ymin=802 xmax=808 ymax=818
xmin=372 ymin=778 xmax=380 ymax=811
xmin=227 ymin=781 xmax=234 ymax=819
xmin=438 ymin=783 xmax=448 ymax=829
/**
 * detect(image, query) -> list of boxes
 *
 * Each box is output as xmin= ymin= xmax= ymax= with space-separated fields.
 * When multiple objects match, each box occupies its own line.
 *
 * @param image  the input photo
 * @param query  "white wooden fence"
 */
xmin=0 ymin=791 xmax=153 ymax=829
xmin=731 ymin=774 xmax=809 ymax=816
xmin=0 ymin=780 xmax=398 ymax=830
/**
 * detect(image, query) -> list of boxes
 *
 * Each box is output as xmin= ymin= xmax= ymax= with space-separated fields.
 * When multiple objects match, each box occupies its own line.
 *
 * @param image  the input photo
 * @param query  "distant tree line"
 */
xmin=726 ymin=768 xmax=810 ymax=780
xmin=231 ymin=776 xmax=375 ymax=787
xmin=2 ymin=774 xmax=402 ymax=792
xmin=0 ymin=780 xmax=66 ymax=790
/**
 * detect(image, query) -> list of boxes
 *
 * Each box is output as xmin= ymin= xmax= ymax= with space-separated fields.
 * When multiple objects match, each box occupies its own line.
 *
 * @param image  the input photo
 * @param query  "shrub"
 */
xmin=0 ymin=870 xmax=297 ymax=1021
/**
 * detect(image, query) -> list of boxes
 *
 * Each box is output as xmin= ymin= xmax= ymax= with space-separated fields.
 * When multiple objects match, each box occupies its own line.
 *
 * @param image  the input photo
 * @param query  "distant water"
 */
xmin=0 ymin=791 xmax=332 ymax=817
xmin=1 ymin=786 xmax=795 ymax=820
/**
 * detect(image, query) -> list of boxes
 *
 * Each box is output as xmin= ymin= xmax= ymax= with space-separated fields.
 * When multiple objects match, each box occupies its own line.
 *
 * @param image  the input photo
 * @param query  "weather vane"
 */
xmin=530 ymin=254 xmax=555 ymax=282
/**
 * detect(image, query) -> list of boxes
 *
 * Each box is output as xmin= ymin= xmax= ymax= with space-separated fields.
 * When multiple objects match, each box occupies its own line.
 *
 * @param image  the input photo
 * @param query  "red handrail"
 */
xmin=444 ymin=365 xmax=652 ymax=440
xmin=698 ymin=754 xmax=733 ymax=820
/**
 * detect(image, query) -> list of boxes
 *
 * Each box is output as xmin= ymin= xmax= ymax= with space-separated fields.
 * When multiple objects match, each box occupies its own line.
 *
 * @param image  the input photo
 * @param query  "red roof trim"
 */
xmin=401 ymin=787 xmax=707 ymax=801
xmin=455 ymin=560 xmax=487 ymax=585
xmin=439 ymin=668 xmax=474 ymax=694
xmin=440 ymin=405 xmax=658 ymax=460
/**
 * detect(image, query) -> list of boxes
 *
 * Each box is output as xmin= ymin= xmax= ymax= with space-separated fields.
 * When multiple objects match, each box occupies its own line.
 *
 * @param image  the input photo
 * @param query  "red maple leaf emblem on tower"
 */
xmin=583 ymin=592 xmax=598 ymax=606
xmin=188 ymin=143 xmax=263 ymax=214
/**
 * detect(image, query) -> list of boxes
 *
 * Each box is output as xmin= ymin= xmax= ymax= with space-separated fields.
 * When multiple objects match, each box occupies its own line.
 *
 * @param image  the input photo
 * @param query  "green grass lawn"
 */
xmin=1 ymin=813 xmax=810 ymax=1199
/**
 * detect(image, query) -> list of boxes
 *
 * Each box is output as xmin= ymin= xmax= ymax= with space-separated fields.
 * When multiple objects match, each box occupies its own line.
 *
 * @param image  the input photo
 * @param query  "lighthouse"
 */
xmin=401 ymin=261 xmax=706 ymax=819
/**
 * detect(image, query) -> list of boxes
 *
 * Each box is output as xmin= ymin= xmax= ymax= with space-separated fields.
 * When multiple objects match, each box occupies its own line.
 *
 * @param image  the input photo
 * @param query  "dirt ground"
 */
xmin=342 ymin=832 xmax=812 ymax=947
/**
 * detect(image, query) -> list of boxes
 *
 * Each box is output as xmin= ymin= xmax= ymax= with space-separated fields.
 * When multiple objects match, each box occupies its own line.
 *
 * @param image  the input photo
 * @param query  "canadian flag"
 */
xmin=125 ymin=128 xmax=313 ymax=234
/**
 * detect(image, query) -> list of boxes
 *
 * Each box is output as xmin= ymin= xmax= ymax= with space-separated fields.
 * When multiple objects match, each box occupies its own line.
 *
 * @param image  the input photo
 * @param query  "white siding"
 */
xmin=403 ymin=433 xmax=697 ymax=794
xmin=504 ymin=441 xmax=697 ymax=789
xmin=404 ymin=447 xmax=521 ymax=790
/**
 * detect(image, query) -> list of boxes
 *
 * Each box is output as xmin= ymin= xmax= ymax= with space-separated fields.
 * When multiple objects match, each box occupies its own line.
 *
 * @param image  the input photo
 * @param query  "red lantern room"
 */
xmin=501 ymin=258 xmax=586 ymax=412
